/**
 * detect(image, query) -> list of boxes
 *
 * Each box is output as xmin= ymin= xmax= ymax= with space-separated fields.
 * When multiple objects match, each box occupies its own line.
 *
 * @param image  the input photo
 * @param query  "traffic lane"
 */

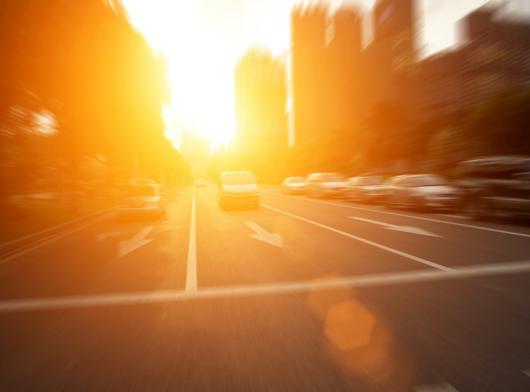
xmin=0 ymin=193 xmax=191 ymax=300
xmin=262 ymin=192 xmax=530 ymax=268
xmin=195 ymin=189 xmax=435 ymax=289
xmin=0 ymin=274 xmax=529 ymax=391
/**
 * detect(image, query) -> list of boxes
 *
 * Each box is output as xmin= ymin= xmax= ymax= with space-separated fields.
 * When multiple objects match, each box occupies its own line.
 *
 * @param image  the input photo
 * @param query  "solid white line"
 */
xmin=185 ymin=194 xmax=197 ymax=292
xmin=265 ymin=191 xmax=530 ymax=239
xmin=0 ymin=260 xmax=529 ymax=313
xmin=262 ymin=203 xmax=452 ymax=271
xmin=0 ymin=213 xmax=113 ymax=265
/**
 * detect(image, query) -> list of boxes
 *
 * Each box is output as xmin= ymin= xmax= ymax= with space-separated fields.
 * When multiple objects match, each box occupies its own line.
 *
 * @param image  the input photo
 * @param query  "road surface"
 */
xmin=0 ymin=185 xmax=529 ymax=391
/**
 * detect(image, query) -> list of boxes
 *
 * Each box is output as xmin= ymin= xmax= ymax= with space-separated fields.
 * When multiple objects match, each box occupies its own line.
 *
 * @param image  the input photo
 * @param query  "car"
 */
xmin=306 ymin=173 xmax=347 ymax=198
xmin=282 ymin=176 xmax=307 ymax=195
xmin=385 ymin=174 xmax=459 ymax=211
xmin=456 ymin=155 xmax=530 ymax=220
xmin=218 ymin=171 xmax=260 ymax=210
xmin=194 ymin=178 xmax=208 ymax=187
xmin=346 ymin=176 xmax=385 ymax=203
xmin=119 ymin=178 xmax=165 ymax=218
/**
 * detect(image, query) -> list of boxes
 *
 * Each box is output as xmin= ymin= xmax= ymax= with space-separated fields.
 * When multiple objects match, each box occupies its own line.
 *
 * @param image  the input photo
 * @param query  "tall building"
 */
xmin=290 ymin=5 xmax=327 ymax=146
xmin=234 ymin=49 xmax=287 ymax=154
xmin=418 ymin=4 xmax=530 ymax=118
xmin=364 ymin=0 xmax=418 ymax=114
xmin=327 ymin=7 xmax=363 ymax=132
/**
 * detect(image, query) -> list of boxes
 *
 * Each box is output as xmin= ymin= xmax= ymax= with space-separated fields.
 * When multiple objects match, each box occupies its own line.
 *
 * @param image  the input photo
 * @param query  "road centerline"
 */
xmin=185 ymin=194 xmax=197 ymax=292
xmin=261 ymin=203 xmax=453 ymax=271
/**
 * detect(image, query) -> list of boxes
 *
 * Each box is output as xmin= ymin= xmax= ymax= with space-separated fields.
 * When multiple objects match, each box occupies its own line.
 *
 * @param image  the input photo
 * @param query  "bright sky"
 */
xmin=122 ymin=0 xmax=501 ymax=149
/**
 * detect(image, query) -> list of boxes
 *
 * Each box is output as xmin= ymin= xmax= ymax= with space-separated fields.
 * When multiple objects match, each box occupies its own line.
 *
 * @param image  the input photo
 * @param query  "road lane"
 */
xmin=194 ymin=186 xmax=437 ymax=289
xmin=0 ymin=190 xmax=191 ymax=300
xmin=262 ymin=191 xmax=530 ymax=268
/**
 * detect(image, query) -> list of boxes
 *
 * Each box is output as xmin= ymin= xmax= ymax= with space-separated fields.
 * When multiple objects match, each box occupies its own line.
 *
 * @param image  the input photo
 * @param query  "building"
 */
xmin=363 ymin=0 xmax=418 ymax=116
xmin=290 ymin=5 xmax=327 ymax=146
xmin=234 ymin=49 xmax=287 ymax=154
xmin=418 ymin=4 xmax=530 ymax=118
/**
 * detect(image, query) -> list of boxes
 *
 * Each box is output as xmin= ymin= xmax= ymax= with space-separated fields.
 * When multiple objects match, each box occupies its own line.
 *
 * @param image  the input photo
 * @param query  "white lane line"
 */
xmin=185 ymin=194 xmax=197 ymax=292
xmin=262 ymin=203 xmax=452 ymax=271
xmin=0 ymin=213 xmax=113 ymax=265
xmin=351 ymin=216 xmax=443 ymax=238
xmin=0 ymin=260 xmax=529 ymax=313
xmin=264 ymin=191 xmax=530 ymax=239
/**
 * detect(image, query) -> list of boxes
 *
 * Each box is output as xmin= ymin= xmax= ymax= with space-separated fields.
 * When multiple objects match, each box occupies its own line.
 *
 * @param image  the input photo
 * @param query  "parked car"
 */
xmin=456 ymin=155 xmax=530 ymax=220
xmin=119 ymin=178 xmax=165 ymax=218
xmin=346 ymin=176 xmax=385 ymax=203
xmin=218 ymin=171 xmax=260 ymax=210
xmin=306 ymin=173 xmax=346 ymax=198
xmin=385 ymin=174 xmax=459 ymax=211
xmin=282 ymin=176 xmax=307 ymax=195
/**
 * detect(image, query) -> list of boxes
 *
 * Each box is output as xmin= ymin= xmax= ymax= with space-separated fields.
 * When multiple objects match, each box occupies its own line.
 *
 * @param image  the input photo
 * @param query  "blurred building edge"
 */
xmin=234 ymin=49 xmax=288 ymax=155
xmin=418 ymin=3 xmax=530 ymax=120
xmin=290 ymin=0 xmax=417 ymax=147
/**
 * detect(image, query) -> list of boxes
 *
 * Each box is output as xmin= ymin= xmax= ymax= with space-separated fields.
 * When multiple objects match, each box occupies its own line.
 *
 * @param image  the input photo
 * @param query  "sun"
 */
xmin=122 ymin=0 xmax=295 ymax=150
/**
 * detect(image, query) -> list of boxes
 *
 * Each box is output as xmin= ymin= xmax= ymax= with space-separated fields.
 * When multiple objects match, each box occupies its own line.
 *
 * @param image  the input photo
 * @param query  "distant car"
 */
xmin=218 ymin=171 xmax=260 ymax=210
xmin=456 ymin=155 xmax=530 ymax=220
xmin=306 ymin=173 xmax=346 ymax=198
xmin=385 ymin=174 xmax=459 ymax=211
xmin=119 ymin=179 xmax=165 ymax=218
xmin=282 ymin=176 xmax=307 ymax=195
xmin=194 ymin=178 xmax=208 ymax=187
xmin=346 ymin=176 xmax=385 ymax=203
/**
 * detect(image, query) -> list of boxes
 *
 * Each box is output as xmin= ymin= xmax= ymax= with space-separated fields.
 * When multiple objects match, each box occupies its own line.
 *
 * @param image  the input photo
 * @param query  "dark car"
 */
xmin=456 ymin=156 xmax=530 ymax=220
xmin=384 ymin=174 xmax=459 ymax=211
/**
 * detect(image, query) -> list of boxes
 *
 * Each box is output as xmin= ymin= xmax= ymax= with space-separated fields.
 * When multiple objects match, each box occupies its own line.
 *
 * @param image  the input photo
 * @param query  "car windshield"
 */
xmin=409 ymin=175 xmax=447 ymax=187
xmin=222 ymin=172 xmax=256 ymax=185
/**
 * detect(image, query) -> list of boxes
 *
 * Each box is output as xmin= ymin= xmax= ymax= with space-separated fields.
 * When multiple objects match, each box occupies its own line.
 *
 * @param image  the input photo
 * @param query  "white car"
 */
xmin=119 ymin=179 xmax=165 ymax=218
xmin=282 ymin=176 xmax=307 ymax=194
xmin=306 ymin=173 xmax=347 ymax=198
xmin=385 ymin=174 xmax=459 ymax=211
xmin=218 ymin=171 xmax=260 ymax=210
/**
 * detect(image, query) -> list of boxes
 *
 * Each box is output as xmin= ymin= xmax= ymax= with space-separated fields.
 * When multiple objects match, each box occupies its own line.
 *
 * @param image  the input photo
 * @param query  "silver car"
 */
xmin=385 ymin=174 xmax=459 ymax=211
xmin=346 ymin=176 xmax=385 ymax=203
xmin=282 ymin=176 xmax=307 ymax=195
xmin=119 ymin=179 xmax=165 ymax=218
xmin=306 ymin=173 xmax=347 ymax=198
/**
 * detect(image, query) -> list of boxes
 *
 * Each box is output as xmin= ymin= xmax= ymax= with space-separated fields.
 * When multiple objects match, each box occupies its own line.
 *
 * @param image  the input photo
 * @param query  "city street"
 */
xmin=0 ymin=185 xmax=529 ymax=391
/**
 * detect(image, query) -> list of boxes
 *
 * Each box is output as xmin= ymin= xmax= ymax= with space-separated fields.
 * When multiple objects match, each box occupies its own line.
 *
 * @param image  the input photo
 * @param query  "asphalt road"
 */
xmin=0 ymin=185 xmax=529 ymax=391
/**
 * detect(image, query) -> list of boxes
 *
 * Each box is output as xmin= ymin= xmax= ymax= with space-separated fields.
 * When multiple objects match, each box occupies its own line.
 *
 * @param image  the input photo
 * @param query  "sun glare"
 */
xmin=123 ymin=0 xmax=295 ymax=150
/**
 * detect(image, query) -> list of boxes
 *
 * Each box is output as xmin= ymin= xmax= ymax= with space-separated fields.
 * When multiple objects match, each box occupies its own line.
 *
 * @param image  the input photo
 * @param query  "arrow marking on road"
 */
xmin=245 ymin=221 xmax=283 ymax=248
xmin=118 ymin=226 xmax=154 ymax=258
xmin=351 ymin=217 xmax=443 ymax=238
